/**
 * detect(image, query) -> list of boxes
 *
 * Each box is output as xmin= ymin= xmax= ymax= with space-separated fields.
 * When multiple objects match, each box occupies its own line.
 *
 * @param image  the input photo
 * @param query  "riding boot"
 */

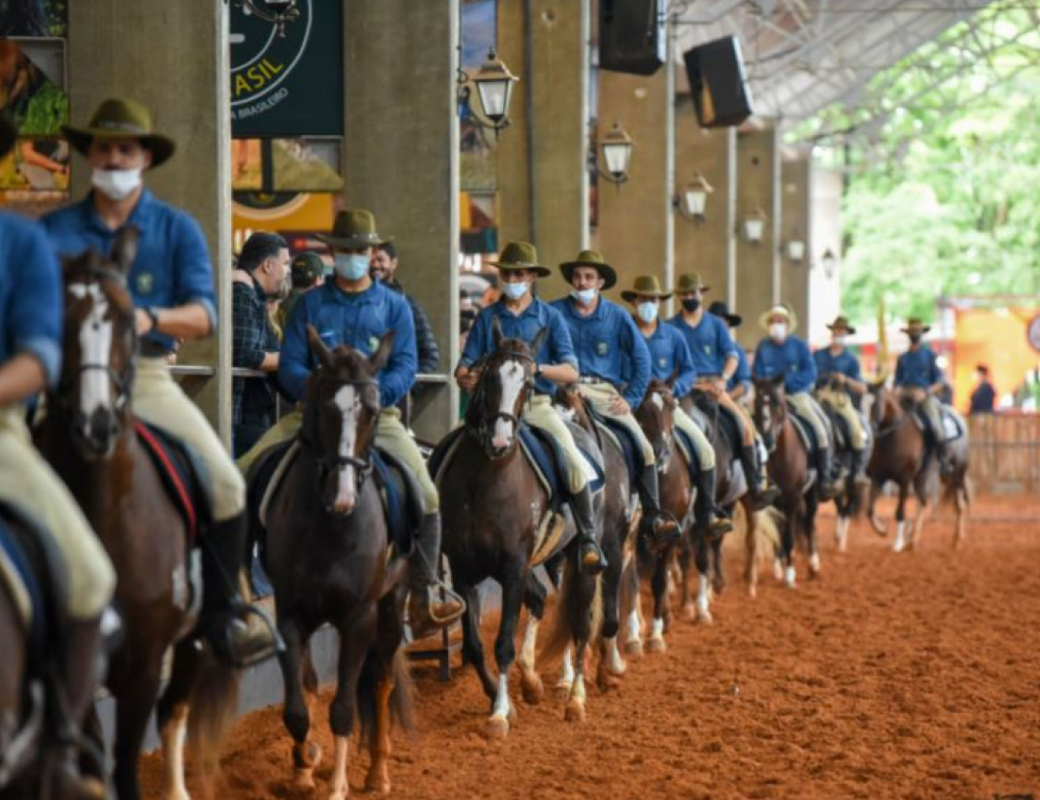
xmin=933 ymin=438 xmax=954 ymax=476
xmin=693 ymin=467 xmax=733 ymax=540
xmin=851 ymin=449 xmax=871 ymax=487
xmin=201 ymin=512 xmax=282 ymax=668
xmin=48 ymin=617 xmax=107 ymax=800
xmin=740 ymin=444 xmax=780 ymax=511
xmin=570 ymin=484 xmax=607 ymax=576
xmin=636 ymin=463 xmax=681 ymax=548
xmin=816 ymin=447 xmax=842 ymax=500
xmin=408 ymin=513 xmax=466 ymax=639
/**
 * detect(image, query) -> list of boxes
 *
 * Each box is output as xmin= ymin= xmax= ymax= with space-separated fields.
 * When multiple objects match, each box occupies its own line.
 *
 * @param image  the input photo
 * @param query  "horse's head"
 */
xmin=465 ymin=315 xmax=544 ymax=459
xmin=868 ymin=378 xmax=897 ymax=429
xmin=56 ymin=228 xmax=139 ymax=458
xmin=637 ymin=378 xmax=677 ymax=469
xmin=302 ymin=325 xmax=389 ymax=516
xmin=753 ymin=375 xmax=787 ymax=452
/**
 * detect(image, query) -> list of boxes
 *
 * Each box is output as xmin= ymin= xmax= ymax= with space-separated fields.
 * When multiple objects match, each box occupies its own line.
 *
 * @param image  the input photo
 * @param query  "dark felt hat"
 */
xmin=559 ymin=249 xmax=618 ymax=290
xmin=708 ymin=301 xmax=742 ymax=328
xmin=901 ymin=318 xmax=931 ymax=335
xmin=621 ymin=274 xmax=672 ymax=303
xmin=63 ymin=97 xmax=176 ymax=168
xmin=489 ymin=241 xmax=552 ymax=278
xmin=317 ymin=209 xmax=391 ymax=250
xmin=826 ymin=315 xmax=857 ymax=335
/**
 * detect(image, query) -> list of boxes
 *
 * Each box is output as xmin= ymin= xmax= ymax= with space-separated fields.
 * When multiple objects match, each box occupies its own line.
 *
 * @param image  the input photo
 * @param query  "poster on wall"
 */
xmin=0 ymin=38 xmax=67 ymax=135
xmin=0 ymin=0 xmax=67 ymax=37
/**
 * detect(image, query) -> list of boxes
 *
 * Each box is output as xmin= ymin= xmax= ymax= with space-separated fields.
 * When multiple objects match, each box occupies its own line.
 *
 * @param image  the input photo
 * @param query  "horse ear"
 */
xmin=307 ymin=324 xmax=334 ymax=369
xmin=111 ymin=225 xmax=139 ymax=276
xmin=369 ymin=330 xmax=396 ymax=373
xmin=529 ymin=326 xmax=548 ymax=357
xmin=492 ymin=314 xmax=504 ymax=349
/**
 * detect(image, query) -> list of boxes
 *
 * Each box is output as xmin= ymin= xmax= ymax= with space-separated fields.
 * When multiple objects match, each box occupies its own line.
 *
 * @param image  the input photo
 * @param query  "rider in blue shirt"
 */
xmin=552 ymin=250 xmax=679 ymax=548
xmin=894 ymin=318 xmax=951 ymax=473
xmin=708 ymin=302 xmax=751 ymax=399
xmin=814 ymin=316 xmax=869 ymax=484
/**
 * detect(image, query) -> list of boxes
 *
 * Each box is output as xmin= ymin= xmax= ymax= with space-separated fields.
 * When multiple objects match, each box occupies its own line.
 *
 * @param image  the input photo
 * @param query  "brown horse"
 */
xmin=753 ymin=376 xmax=820 ymax=588
xmin=866 ymin=384 xmax=971 ymax=550
xmin=258 ymin=328 xmax=413 ymax=798
xmin=437 ymin=320 xmax=601 ymax=735
xmin=37 ymin=233 xmax=237 ymax=800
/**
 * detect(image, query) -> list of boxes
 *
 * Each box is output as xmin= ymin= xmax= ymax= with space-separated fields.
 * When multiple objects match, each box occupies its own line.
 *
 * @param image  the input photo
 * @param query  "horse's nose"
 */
xmin=332 ymin=474 xmax=357 ymax=515
xmin=86 ymin=408 xmax=117 ymax=450
xmin=333 ymin=496 xmax=356 ymax=515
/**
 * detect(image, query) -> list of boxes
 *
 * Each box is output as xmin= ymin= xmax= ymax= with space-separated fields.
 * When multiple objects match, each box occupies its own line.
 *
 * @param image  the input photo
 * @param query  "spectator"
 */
xmin=969 ymin=363 xmax=996 ymax=414
xmin=278 ymin=250 xmax=327 ymax=332
xmin=232 ymin=231 xmax=289 ymax=456
xmin=371 ymin=242 xmax=440 ymax=376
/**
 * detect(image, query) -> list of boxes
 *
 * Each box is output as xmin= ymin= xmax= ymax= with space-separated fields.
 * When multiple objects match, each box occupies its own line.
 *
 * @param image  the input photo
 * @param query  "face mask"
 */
xmin=502 ymin=281 xmax=529 ymax=301
xmin=571 ymin=288 xmax=597 ymax=305
xmin=637 ymin=302 xmax=659 ymax=324
xmin=334 ymin=253 xmax=370 ymax=281
xmin=91 ymin=168 xmax=142 ymax=201
xmin=833 ymin=335 xmax=847 ymax=347
xmin=769 ymin=323 xmax=787 ymax=342
xmin=909 ymin=333 xmax=923 ymax=345
xmin=682 ymin=298 xmax=701 ymax=313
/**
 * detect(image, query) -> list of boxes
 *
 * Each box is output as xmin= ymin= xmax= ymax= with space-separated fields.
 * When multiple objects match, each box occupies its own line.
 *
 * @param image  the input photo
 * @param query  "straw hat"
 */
xmin=489 ymin=241 xmax=551 ymax=277
xmin=317 ymin=209 xmax=391 ymax=250
xmin=63 ymin=97 xmax=176 ymax=168
xmin=559 ymin=249 xmax=617 ymax=290
xmin=826 ymin=315 xmax=857 ymax=335
xmin=675 ymin=272 xmax=710 ymax=294
xmin=621 ymin=274 xmax=672 ymax=303
xmin=759 ymin=303 xmax=799 ymax=333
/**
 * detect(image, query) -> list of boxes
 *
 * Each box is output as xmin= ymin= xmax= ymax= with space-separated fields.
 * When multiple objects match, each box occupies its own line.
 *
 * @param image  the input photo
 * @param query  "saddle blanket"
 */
xmin=0 ymin=510 xmax=54 ymax=661
xmin=912 ymin=406 xmax=966 ymax=442
xmin=135 ymin=420 xmax=212 ymax=541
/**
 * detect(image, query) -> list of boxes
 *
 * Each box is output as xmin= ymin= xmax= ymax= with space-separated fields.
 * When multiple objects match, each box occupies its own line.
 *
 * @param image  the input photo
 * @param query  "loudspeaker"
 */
xmin=683 ymin=36 xmax=755 ymax=128
xmin=599 ymin=0 xmax=665 ymax=76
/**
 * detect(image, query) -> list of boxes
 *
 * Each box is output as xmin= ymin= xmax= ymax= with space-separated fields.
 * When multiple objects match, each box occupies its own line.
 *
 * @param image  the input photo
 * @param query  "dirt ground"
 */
xmin=141 ymin=496 xmax=1040 ymax=800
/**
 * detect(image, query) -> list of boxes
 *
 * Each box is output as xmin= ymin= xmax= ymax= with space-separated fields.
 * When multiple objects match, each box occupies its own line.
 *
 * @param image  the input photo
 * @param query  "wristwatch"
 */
xmin=534 ymin=363 xmax=543 ymax=377
xmin=145 ymin=307 xmax=161 ymax=333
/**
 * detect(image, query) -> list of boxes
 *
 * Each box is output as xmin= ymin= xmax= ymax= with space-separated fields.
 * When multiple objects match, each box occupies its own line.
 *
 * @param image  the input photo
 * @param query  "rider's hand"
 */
xmin=456 ymin=368 xmax=480 ymax=392
xmin=610 ymin=395 xmax=631 ymax=415
xmin=713 ymin=377 xmax=728 ymax=396
xmin=135 ymin=308 xmax=154 ymax=336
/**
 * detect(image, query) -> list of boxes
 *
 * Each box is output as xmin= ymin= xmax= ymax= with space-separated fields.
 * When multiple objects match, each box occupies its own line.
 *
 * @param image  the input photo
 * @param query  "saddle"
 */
xmin=785 ymin=409 xmax=818 ymax=455
xmin=581 ymin=403 xmax=641 ymax=490
xmin=134 ymin=421 xmax=214 ymax=542
xmin=671 ymin=426 xmax=701 ymax=479
xmin=689 ymin=393 xmax=742 ymax=463
xmin=911 ymin=404 xmax=965 ymax=443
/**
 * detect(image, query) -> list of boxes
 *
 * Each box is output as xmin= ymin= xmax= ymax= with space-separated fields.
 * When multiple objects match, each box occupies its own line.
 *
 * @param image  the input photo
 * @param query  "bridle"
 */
xmin=468 ymin=349 xmax=536 ymax=455
xmin=298 ymin=376 xmax=379 ymax=482
xmin=755 ymin=385 xmax=786 ymax=454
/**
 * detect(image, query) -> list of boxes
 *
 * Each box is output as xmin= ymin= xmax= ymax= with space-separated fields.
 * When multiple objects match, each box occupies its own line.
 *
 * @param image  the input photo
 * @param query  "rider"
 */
xmin=894 ymin=317 xmax=951 ymax=474
xmin=552 ymin=251 xmax=681 ymax=549
xmin=708 ymin=301 xmax=751 ymax=402
xmin=238 ymin=209 xmax=464 ymax=635
xmin=41 ymin=98 xmax=279 ymax=667
xmin=669 ymin=274 xmax=777 ymax=509
xmin=0 ymin=111 xmax=115 ymax=800
xmin=814 ymin=316 xmax=870 ymax=485
xmin=622 ymin=275 xmax=732 ymax=540
xmin=753 ymin=304 xmax=843 ymax=499
xmin=454 ymin=242 xmax=606 ymax=574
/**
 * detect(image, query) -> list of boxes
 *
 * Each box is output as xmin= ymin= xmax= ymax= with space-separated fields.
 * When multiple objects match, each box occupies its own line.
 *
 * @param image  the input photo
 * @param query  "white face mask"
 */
xmin=637 ymin=302 xmax=659 ymax=324
xmin=571 ymin=288 xmax=597 ymax=305
xmin=833 ymin=335 xmax=847 ymax=347
xmin=769 ymin=322 xmax=788 ymax=342
xmin=92 ymin=168 xmax=143 ymax=201
xmin=502 ymin=281 xmax=529 ymax=301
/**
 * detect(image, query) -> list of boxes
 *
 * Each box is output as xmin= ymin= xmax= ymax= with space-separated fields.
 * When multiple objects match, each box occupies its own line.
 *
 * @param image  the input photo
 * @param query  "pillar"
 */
xmin=734 ymin=123 xmax=781 ymax=348
xmin=68 ymin=0 xmax=232 ymax=440
xmin=343 ymin=0 xmax=460 ymax=441
xmin=810 ymin=166 xmax=844 ymax=341
xmin=780 ymin=156 xmax=811 ymax=339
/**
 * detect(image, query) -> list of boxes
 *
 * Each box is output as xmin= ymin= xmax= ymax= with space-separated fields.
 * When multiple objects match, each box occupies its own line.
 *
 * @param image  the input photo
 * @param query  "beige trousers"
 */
xmin=0 ymin=407 xmax=115 ymax=619
xmin=818 ymin=387 xmax=866 ymax=449
xmin=577 ymin=383 xmax=655 ymax=465
xmin=787 ymin=392 xmax=832 ymax=449
xmin=134 ymin=358 xmax=245 ymax=521
xmin=672 ymin=406 xmax=716 ymax=470
xmin=693 ymin=379 xmax=756 ymax=446
xmin=521 ymin=395 xmax=594 ymax=495
xmin=235 ymin=406 xmax=439 ymax=513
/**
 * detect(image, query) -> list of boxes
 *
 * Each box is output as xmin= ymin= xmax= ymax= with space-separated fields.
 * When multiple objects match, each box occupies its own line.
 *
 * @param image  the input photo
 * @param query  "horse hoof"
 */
xmin=364 ymin=771 xmax=391 ymax=796
xmin=647 ymin=636 xmax=667 ymax=654
xmin=682 ymin=603 xmax=698 ymax=622
xmin=695 ymin=607 xmax=713 ymax=625
xmin=521 ymin=674 xmax=545 ymax=706
xmin=772 ymin=561 xmax=784 ymax=581
xmin=295 ymin=768 xmax=317 ymax=789
xmin=564 ymin=699 xmax=587 ymax=723
xmin=597 ymin=666 xmax=622 ymax=692
xmin=555 ymin=679 xmax=573 ymax=694
xmin=624 ymin=639 xmax=644 ymax=658
xmin=487 ymin=715 xmax=510 ymax=740
xmin=747 ymin=584 xmax=758 ymax=600
xmin=328 ymin=788 xmax=349 ymax=800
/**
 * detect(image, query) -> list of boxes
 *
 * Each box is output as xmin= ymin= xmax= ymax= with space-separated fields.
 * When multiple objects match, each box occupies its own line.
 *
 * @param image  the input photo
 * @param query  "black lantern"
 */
xmin=597 ymin=121 xmax=634 ymax=185
xmin=459 ymin=49 xmax=519 ymax=137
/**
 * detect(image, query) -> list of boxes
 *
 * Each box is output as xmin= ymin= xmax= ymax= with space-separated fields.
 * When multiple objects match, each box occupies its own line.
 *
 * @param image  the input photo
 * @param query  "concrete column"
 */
xmin=810 ymin=166 xmax=844 ymax=341
xmin=780 ymin=156 xmax=811 ymax=338
xmin=68 ymin=0 xmax=232 ymax=441
xmin=734 ymin=123 xmax=781 ymax=348
xmin=343 ymin=0 xmax=460 ymax=441
xmin=497 ymin=0 xmax=590 ymax=298
xmin=673 ymin=102 xmax=737 ymax=304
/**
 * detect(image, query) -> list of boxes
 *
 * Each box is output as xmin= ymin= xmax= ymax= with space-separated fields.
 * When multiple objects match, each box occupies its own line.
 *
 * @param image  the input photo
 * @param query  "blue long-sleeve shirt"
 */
xmin=458 ymin=297 xmax=576 ymax=396
xmin=753 ymin=336 xmax=817 ymax=394
xmin=0 ymin=212 xmax=63 ymax=385
xmin=894 ymin=346 xmax=942 ymax=389
xmin=551 ymin=296 xmax=650 ymax=409
xmin=814 ymin=346 xmax=862 ymax=390
xmin=640 ymin=320 xmax=696 ymax=399
xmin=667 ymin=312 xmax=736 ymax=378
xmin=41 ymin=190 xmax=217 ymax=354
xmin=280 ymin=280 xmax=416 ymax=407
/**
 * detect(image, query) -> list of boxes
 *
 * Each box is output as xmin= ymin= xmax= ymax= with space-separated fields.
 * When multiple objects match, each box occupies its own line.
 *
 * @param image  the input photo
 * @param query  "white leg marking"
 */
xmin=696 ymin=573 xmax=710 ymax=611
xmin=328 ymin=735 xmax=349 ymax=800
xmin=626 ymin=609 xmax=642 ymax=643
xmin=557 ymin=647 xmax=575 ymax=688
xmin=160 ymin=706 xmax=190 ymax=800
xmin=773 ymin=558 xmax=784 ymax=581
xmin=604 ymin=636 xmax=626 ymax=675
xmin=491 ymin=673 xmax=511 ymax=720
xmin=518 ymin=616 xmax=539 ymax=674
xmin=650 ymin=617 xmax=665 ymax=639
xmin=785 ymin=565 xmax=797 ymax=588
xmin=809 ymin=552 xmax=821 ymax=573
xmin=893 ymin=521 xmax=906 ymax=552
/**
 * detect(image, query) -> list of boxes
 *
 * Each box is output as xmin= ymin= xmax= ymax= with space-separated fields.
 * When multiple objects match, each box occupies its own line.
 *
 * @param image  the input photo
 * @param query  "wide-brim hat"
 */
xmin=901 ymin=317 xmax=931 ymax=335
xmin=708 ymin=301 xmax=741 ymax=328
xmin=621 ymin=274 xmax=672 ymax=303
xmin=826 ymin=315 xmax=857 ymax=335
xmin=63 ymin=97 xmax=176 ymax=168
xmin=559 ymin=249 xmax=617 ymax=290
xmin=0 ymin=112 xmax=15 ymax=160
xmin=759 ymin=303 xmax=799 ymax=334
xmin=317 ymin=209 xmax=391 ymax=250
xmin=488 ymin=241 xmax=551 ymax=277
xmin=675 ymin=272 xmax=710 ymax=294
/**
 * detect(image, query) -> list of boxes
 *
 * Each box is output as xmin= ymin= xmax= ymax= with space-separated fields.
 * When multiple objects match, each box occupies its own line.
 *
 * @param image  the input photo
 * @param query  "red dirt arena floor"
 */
xmin=140 ymin=495 xmax=1040 ymax=800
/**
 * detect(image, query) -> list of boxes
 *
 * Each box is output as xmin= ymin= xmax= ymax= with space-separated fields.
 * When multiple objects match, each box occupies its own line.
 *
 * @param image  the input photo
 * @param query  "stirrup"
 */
xmin=425 ymin=583 xmax=466 ymax=626
xmin=208 ymin=603 xmax=284 ymax=668
xmin=578 ymin=537 xmax=607 ymax=576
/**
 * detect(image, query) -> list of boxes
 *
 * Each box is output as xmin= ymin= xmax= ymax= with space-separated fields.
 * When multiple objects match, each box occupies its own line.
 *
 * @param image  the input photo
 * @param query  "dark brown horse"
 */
xmin=753 ymin=376 xmax=820 ymax=588
xmin=38 ymin=233 xmax=236 ymax=800
xmin=259 ymin=328 xmax=413 ymax=798
xmin=866 ymin=384 xmax=971 ymax=550
xmin=438 ymin=321 xmax=601 ymax=735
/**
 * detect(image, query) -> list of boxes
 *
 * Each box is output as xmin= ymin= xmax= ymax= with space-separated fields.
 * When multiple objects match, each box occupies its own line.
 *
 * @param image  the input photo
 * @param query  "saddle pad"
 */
xmin=0 ymin=518 xmax=45 ymax=656
xmin=941 ymin=408 xmax=965 ymax=442
xmin=255 ymin=440 xmax=299 ymax=530
xmin=593 ymin=416 xmax=640 ymax=486
xmin=788 ymin=413 xmax=816 ymax=454
xmin=671 ymin=427 xmax=700 ymax=480
xmin=690 ymin=398 xmax=741 ymax=464
xmin=371 ymin=448 xmax=423 ymax=556
xmin=135 ymin=421 xmax=208 ymax=541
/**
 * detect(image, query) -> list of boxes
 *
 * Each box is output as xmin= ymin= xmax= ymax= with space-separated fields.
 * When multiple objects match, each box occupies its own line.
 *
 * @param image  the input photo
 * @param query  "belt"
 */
xmin=577 ymin=376 xmax=609 ymax=386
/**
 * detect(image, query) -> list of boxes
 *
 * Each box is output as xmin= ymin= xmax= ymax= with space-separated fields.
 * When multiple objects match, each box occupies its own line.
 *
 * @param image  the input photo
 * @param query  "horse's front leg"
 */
xmin=693 ymin=536 xmax=713 ymax=624
xmin=893 ymin=484 xmax=909 ymax=552
xmin=275 ymin=618 xmax=322 ymax=789
xmin=741 ymin=501 xmax=759 ymax=598
xmin=647 ymin=551 xmax=670 ymax=651
xmin=488 ymin=560 xmax=525 ymax=739
xmin=155 ymin=638 xmax=202 ymax=800
xmin=805 ymin=492 xmax=821 ymax=578
xmin=565 ymin=559 xmax=599 ymax=724
xmin=517 ymin=573 xmax=547 ymax=705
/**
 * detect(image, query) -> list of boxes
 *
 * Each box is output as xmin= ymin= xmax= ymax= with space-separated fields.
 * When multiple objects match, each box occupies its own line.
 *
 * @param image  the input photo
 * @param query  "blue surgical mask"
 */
xmin=571 ymin=288 xmax=597 ymax=305
xmin=637 ymin=302 xmax=659 ymax=324
xmin=334 ymin=253 xmax=370 ymax=281
xmin=502 ymin=281 xmax=529 ymax=301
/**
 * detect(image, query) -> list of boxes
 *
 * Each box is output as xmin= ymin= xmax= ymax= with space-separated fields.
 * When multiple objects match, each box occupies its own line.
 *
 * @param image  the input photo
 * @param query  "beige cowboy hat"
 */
xmin=675 ymin=272 xmax=710 ymax=294
xmin=63 ymin=97 xmax=176 ymax=168
xmin=826 ymin=315 xmax=857 ymax=335
xmin=621 ymin=274 xmax=672 ymax=303
xmin=559 ymin=249 xmax=617 ymax=290
xmin=759 ymin=303 xmax=799 ymax=333
xmin=901 ymin=317 xmax=931 ymax=335
xmin=488 ymin=241 xmax=551 ymax=277
xmin=0 ymin=112 xmax=15 ymax=160
xmin=317 ymin=209 xmax=392 ymax=250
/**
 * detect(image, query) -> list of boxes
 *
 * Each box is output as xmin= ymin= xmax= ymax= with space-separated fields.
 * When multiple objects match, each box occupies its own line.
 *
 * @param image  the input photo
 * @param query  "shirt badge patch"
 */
xmin=596 ymin=342 xmax=609 ymax=356
xmin=368 ymin=335 xmax=380 ymax=354
xmin=703 ymin=345 xmax=712 ymax=354
xmin=135 ymin=272 xmax=154 ymax=295
xmin=658 ymin=357 xmax=668 ymax=368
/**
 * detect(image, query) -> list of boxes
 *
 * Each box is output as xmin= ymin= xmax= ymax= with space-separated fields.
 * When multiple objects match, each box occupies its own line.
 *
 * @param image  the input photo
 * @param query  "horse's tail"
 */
xmin=186 ymin=655 xmax=241 ymax=792
xmin=538 ymin=558 xmax=603 ymax=664
xmin=723 ymin=504 xmax=782 ymax=559
xmin=358 ymin=647 xmax=416 ymax=746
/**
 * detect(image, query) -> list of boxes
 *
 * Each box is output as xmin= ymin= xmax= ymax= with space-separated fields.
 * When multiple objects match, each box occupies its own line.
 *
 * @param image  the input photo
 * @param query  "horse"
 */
xmin=752 ymin=376 xmax=821 ymax=588
xmin=259 ymin=327 xmax=413 ymax=798
xmin=818 ymin=376 xmax=872 ymax=553
xmin=437 ymin=320 xmax=601 ymax=736
xmin=37 ymin=232 xmax=236 ymax=800
xmin=866 ymin=383 xmax=971 ymax=551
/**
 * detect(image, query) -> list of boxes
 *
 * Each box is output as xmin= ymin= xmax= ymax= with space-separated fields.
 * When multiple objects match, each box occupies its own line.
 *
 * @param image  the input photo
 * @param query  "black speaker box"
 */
xmin=599 ymin=0 xmax=665 ymax=76
xmin=683 ymin=36 xmax=755 ymax=128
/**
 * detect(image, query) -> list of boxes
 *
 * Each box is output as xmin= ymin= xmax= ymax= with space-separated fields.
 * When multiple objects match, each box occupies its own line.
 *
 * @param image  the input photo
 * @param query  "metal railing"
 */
xmin=170 ymin=364 xmax=450 ymax=384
